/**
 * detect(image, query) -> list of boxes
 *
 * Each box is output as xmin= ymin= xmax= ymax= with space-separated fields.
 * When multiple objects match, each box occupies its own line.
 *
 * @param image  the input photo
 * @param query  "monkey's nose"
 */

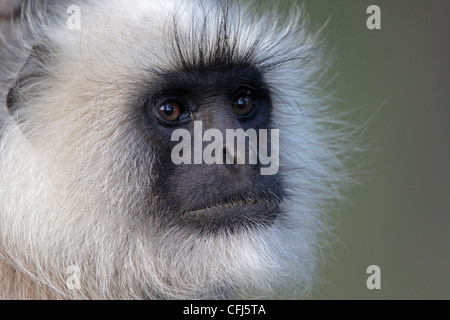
xmin=223 ymin=146 xmax=238 ymax=165
xmin=222 ymin=145 xmax=257 ymax=178
xmin=222 ymin=138 xmax=258 ymax=165
xmin=223 ymin=143 xmax=249 ymax=165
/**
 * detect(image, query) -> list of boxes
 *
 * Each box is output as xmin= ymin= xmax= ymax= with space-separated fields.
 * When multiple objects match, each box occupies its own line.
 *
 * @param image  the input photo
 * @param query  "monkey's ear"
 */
xmin=6 ymin=45 xmax=50 ymax=115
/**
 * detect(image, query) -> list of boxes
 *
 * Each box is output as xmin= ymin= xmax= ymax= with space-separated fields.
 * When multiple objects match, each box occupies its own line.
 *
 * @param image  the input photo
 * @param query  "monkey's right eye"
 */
xmin=158 ymin=101 xmax=191 ymax=123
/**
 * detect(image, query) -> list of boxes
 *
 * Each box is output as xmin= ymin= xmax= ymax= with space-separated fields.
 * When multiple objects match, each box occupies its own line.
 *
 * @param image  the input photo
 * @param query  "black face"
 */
xmin=136 ymin=64 xmax=285 ymax=234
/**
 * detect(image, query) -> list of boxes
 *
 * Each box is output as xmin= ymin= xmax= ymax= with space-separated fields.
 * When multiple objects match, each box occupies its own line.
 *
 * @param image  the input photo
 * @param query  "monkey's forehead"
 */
xmin=33 ymin=0 xmax=316 ymax=82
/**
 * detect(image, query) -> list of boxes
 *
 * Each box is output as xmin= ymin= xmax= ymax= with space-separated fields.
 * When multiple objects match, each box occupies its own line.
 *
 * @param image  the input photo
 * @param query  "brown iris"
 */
xmin=233 ymin=91 xmax=255 ymax=116
xmin=159 ymin=101 xmax=181 ymax=122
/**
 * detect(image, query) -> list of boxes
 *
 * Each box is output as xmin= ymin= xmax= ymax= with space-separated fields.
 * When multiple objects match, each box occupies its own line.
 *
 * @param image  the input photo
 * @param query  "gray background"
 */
xmin=303 ymin=0 xmax=450 ymax=299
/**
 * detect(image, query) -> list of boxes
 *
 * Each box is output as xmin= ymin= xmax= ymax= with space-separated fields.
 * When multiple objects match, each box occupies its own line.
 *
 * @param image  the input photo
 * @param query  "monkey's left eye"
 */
xmin=158 ymin=101 xmax=191 ymax=123
xmin=233 ymin=91 xmax=257 ymax=118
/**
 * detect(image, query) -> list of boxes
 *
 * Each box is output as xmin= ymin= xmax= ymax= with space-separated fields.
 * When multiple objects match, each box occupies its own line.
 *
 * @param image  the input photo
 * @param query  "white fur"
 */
xmin=0 ymin=0 xmax=350 ymax=299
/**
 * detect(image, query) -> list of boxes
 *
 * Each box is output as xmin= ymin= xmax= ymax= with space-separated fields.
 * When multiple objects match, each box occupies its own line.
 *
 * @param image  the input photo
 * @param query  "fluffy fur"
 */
xmin=0 ymin=0 xmax=349 ymax=299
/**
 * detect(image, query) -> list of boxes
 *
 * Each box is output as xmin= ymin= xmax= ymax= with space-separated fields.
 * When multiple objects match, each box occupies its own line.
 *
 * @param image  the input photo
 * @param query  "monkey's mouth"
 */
xmin=180 ymin=198 xmax=281 ymax=232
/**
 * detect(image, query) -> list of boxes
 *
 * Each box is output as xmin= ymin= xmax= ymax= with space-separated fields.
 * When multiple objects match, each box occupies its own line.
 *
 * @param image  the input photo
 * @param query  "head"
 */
xmin=0 ymin=0 xmax=346 ymax=299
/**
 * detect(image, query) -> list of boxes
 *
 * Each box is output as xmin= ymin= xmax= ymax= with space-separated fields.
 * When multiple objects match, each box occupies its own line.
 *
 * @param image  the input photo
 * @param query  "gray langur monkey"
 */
xmin=0 ymin=0 xmax=351 ymax=300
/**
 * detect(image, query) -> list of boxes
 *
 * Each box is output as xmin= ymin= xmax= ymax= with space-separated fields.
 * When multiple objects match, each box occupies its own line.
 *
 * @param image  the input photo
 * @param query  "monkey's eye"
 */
xmin=158 ymin=101 xmax=190 ymax=123
xmin=233 ymin=91 xmax=256 ymax=118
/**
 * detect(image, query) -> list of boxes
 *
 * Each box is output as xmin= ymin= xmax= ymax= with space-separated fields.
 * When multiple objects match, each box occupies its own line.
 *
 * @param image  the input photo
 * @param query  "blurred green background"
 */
xmin=294 ymin=0 xmax=449 ymax=299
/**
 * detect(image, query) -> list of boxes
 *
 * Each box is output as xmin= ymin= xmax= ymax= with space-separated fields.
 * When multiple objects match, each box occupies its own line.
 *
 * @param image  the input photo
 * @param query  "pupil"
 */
xmin=238 ymin=97 xmax=248 ymax=109
xmin=163 ymin=104 xmax=175 ymax=115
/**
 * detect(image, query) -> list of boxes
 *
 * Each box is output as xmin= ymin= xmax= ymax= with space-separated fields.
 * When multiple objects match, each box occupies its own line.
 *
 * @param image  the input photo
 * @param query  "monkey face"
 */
xmin=137 ymin=64 xmax=285 ymax=234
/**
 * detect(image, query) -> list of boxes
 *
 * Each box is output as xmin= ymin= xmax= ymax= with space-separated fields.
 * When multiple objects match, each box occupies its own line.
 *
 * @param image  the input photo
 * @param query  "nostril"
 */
xmin=223 ymin=146 xmax=253 ymax=169
xmin=223 ymin=146 xmax=236 ymax=165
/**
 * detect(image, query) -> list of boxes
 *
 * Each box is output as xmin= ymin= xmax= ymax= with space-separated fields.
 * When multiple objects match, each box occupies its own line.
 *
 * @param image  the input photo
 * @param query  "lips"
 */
xmin=181 ymin=197 xmax=282 ymax=232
